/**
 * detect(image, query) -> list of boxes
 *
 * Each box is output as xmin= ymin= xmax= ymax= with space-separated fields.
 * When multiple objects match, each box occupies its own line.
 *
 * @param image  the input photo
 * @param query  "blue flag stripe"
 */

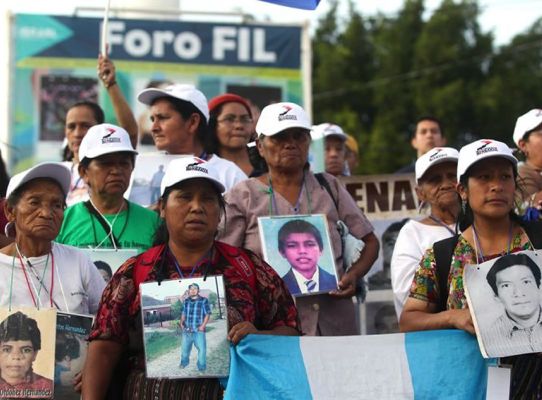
xmin=259 ymin=0 xmax=320 ymax=10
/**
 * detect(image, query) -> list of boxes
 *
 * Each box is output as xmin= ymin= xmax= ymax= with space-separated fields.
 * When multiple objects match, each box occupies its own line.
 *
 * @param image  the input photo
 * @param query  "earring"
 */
xmin=4 ymin=221 xmax=14 ymax=237
xmin=461 ymin=199 xmax=467 ymax=214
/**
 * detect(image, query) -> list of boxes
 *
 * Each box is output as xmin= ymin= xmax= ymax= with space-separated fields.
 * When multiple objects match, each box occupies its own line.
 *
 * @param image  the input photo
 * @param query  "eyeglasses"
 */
xmin=217 ymin=115 xmax=253 ymax=125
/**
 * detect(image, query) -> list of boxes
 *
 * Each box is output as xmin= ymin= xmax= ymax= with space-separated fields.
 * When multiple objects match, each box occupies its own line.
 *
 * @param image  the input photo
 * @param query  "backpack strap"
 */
xmin=315 ymin=173 xmax=339 ymax=210
xmin=215 ymin=242 xmax=257 ymax=293
xmin=433 ymin=235 xmax=459 ymax=312
xmin=522 ymin=220 xmax=542 ymax=249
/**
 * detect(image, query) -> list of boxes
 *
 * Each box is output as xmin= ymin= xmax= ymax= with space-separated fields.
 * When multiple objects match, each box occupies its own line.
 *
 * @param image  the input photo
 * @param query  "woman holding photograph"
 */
xmin=218 ymin=102 xmax=379 ymax=336
xmin=82 ymin=156 xmax=299 ymax=400
xmin=399 ymin=139 xmax=542 ymax=398
xmin=0 ymin=162 xmax=105 ymax=314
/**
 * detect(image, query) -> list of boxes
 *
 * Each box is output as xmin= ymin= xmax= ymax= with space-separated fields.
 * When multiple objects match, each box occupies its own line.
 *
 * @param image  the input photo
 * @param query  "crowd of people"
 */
xmin=0 ymin=51 xmax=542 ymax=399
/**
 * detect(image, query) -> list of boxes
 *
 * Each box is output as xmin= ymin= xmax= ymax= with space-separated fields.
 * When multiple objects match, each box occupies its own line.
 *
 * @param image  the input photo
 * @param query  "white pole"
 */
xmin=101 ymin=0 xmax=112 ymax=55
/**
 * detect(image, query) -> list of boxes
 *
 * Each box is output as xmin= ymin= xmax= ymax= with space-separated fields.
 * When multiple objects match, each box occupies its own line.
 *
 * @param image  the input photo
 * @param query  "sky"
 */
xmin=4 ymin=0 xmax=542 ymax=46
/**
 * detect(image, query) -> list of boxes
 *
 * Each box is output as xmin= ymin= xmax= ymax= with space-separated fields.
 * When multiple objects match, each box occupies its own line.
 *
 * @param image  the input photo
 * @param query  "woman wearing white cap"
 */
xmin=0 ymin=162 xmax=105 ymax=313
xmin=137 ymin=84 xmax=247 ymax=191
xmin=56 ymin=123 xmax=160 ymax=251
xmin=390 ymin=147 xmax=459 ymax=318
xmin=82 ymin=156 xmax=299 ymax=399
xmin=218 ymin=102 xmax=379 ymax=336
xmin=513 ymin=109 xmax=542 ymax=206
xmin=400 ymin=139 xmax=542 ymax=398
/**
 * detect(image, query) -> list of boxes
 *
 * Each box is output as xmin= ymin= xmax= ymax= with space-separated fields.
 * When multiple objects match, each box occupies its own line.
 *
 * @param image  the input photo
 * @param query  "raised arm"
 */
xmin=98 ymin=53 xmax=139 ymax=148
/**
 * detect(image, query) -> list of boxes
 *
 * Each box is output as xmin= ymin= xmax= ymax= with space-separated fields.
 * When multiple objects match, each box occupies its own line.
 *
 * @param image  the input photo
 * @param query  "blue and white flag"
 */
xmin=259 ymin=0 xmax=320 ymax=10
xmin=226 ymin=330 xmax=491 ymax=400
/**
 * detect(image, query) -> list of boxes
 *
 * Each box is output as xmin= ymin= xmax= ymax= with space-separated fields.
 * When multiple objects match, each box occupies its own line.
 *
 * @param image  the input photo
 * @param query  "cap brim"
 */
xmin=458 ymin=153 xmax=518 ymax=182
xmin=417 ymin=157 xmax=458 ymax=183
xmin=161 ymin=175 xmax=226 ymax=196
xmin=259 ymin=123 xmax=311 ymax=136
xmin=7 ymin=163 xmax=72 ymax=199
xmin=138 ymin=88 xmax=172 ymax=105
xmin=81 ymin=148 xmax=138 ymax=161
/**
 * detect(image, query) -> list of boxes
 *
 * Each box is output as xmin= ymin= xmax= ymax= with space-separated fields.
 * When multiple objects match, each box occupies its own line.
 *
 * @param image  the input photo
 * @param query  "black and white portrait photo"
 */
xmin=464 ymin=250 xmax=542 ymax=358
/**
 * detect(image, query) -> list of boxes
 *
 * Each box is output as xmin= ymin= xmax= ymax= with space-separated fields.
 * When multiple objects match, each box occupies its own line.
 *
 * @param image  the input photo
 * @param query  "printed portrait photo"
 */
xmin=81 ymin=248 xmax=139 ymax=284
xmin=54 ymin=312 xmax=94 ymax=400
xmin=258 ymin=214 xmax=338 ymax=297
xmin=0 ymin=307 xmax=57 ymax=399
xmin=464 ymin=250 xmax=542 ymax=358
xmin=140 ymin=276 xmax=229 ymax=379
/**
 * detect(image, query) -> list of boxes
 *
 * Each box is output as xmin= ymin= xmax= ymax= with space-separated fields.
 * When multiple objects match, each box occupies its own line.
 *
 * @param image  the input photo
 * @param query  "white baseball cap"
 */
xmin=457 ymin=139 xmax=518 ymax=182
xmin=160 ymin=156 xmax=225 ymax=196
xmin=137 ymin=84 xmax=210 ymax=122
xmin=415 ymin=147 xmax=459 ymax=183
xmin=513 ymin=109 xmax=542 ymax=146
xmin=6 ymin=162 xmax=71 ymax=200
xmin=255 ymin=102 xmax=311 ymax=136
xmin=312 ymin=123 xmax=347 ymax=141
xmin=78 ymin=123 xmax=137 ymax=162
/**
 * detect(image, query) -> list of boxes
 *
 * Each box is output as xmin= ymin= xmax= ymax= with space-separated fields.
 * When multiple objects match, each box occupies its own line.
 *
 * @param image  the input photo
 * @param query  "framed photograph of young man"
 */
xmin=0 ymin=307 xmax=56 ymax=399
xmin=258 ymin=214 xmax=338 ymax=297
xmin=81 ymin=248 xmax=139 ymax=284
xmin=464 ymin=250 xmax=542 ymax=358
xmin=140 ymin=276 xmax=229 ymax=379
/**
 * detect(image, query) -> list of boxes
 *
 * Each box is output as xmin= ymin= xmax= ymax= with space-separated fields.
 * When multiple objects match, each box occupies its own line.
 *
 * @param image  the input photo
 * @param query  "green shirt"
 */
xmin=56 ymin=201 xmax=161 ymax=252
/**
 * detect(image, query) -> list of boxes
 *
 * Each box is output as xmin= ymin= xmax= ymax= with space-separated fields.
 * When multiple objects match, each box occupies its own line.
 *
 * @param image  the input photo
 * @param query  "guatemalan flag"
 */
xmin=225 ymin=330 xmax=492 ymax=399
xmin=259 ymin=0 xmax=321 ymax=10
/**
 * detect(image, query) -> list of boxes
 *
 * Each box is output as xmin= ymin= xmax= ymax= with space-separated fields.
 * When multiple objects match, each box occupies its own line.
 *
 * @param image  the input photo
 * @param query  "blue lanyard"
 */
xmin=167 ymin=248 xmax=210 ymax=279
xmin=429 ymin=215 xmax=455 ymax=236
xmin=267 ymin=172 xmax=312 ymax=216
xmin=472 ymin=223 xmax=513 ymax=263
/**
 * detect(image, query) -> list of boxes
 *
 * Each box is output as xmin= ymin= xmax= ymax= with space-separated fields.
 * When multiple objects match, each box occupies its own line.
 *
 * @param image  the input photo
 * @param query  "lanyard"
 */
xmin=12 ymin=245 xmax=56 ymax=309
xmin=428 ymin=215 xmax=455 ymax=236
xmin=267 ymin=172 xmax=312 ymax=216
xmin=472 ymin=223 xmax=513 ymax=263
xmin=167 ymin=248 xmax=211 ymax=279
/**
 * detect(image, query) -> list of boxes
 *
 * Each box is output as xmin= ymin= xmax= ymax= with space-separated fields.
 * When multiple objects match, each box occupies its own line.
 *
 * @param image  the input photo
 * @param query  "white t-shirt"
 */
xmin=207 ymin=154 xmax=248 ymax=191
xmin=390 ymin=220 xmax=455 ymax=318
xmin=0 ymin=243 xmax=105 ymax=315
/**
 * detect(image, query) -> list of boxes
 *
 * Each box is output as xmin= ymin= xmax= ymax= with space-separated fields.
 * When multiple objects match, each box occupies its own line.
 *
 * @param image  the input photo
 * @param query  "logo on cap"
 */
xmin=186 ymin=158 xmax=208 ymax=174
xmin=476 ymin=140 xmax=498 ymax=155
xmin=102 ymin=128 xmax=121 ymax=144
xmin=278 ymin=105 xmax=297 ymax=122
xmin=536 ymin=109 xmax=542 ymax=117
xmin=429 ymin=148 xmax=445 ymax=162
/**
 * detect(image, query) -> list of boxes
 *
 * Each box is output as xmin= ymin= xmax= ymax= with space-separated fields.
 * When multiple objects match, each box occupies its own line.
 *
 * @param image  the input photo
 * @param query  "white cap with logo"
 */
xmin=415 ymin=147 xmax=459 ymax=183
xmin=255 ymin=102 xmax=311 ymax=136
xmin=137 ymin=84 xmax=210 ymax=122
xmin=6 ymin=162 xmax=71 ymax=200
xmin=311 ymin=123 xmax=347 ymax=141
xmin=513 ymin=109 xmax=542 ymax=146
xmin=457 ymin=139 xmax=518 ymax=182
xmin=78 ymin=123 xmax=137 ymax=162
xmin=160 ymin=156 xmax=225 ymax=196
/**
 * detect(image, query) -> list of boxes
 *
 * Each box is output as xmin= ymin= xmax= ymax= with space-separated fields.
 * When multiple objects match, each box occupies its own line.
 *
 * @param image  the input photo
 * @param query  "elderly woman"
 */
xmin=218 ymin=102 xmax=379 ymax=336
xmin=208 ymin=93 xmax=256 ymax=176
xmin=513 ymin=109 xmax=542 ymax=207
xmin=390 ymin=147 xmax=459 ymax=317
xmin=400 ymin=139 xmax=542 ymax=398
xmin=137 ymin=84 xmax=247 ymax=191
xmin=0 ymin=162 xmax=104 ymax=313
xmin=56 ymin=123 xmax=160 ymax=251
xmin=82 ymin=156 xmax=299 ymax=400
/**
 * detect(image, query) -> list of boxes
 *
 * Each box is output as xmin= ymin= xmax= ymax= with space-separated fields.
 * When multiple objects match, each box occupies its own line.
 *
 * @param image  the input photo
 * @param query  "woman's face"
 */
xmin=458 ymin=157 xmax=516 ymax=221
xmin=519 ymin=129 xmax=542 ymax=169
xmin=0 ymin=340 xmax=37 ymax=384
xmin=257 ymin=128 xmax=311 ymax=172
xmin=80 ymin=153 xmax=133 ymax=199
xmin=417 ymin=162 xmax=458 ymax=210
xmin=161 ymin=179 xmax=221 ymax=247
xmin=65 ymin=105 xmax=97 ymax=159
xmin=149 ymin=99 xmax=199 ymax=154
xmin=6 ymin=179 xmax=65 ymax=243
xmin=215 ymin=102 xmax=253 ymax=151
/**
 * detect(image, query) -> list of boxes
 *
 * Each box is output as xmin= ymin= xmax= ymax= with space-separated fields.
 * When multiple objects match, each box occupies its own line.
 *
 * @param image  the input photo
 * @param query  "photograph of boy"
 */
xmin=483 ymin=253 xmax=542 ymax=356
xmin=278 ymin=219 xmax=337 ymax=295
xmin=0 ymin=312 xmax=53 ymax=398
xmin=180 ymin=283 xmax=211 ymax=372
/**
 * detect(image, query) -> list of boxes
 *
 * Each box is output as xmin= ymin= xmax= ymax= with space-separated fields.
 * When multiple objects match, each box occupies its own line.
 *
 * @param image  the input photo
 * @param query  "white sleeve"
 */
xmin=390 ymin=223 xmax=424 ymax=318
xmin=79 ymin=252 xmax=106 ymax=314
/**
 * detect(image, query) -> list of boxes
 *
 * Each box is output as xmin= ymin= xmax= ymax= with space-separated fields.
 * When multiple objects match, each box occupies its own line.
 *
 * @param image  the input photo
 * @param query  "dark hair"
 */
xmin=151 ymin=97 xmax=210 ymax=153
xmin=457 ymin=158 xmax=520 ymax=232
xmin=153 ymin=179 xmax=226 ymax=246
xmin=0 ymin=151 xmax=9 ymax=198
xmin=94 ymin=261 xmax=113 ymax=279
xmin=522 ymin=122 xmax=542 ymax=143
xmin=486 ymin=253 xmax=541 ymax=296
xmin=278 ymin=220 xmax=323 ymax=253
xmin=188 ymin=283 xmax=200 ymax=290
xmin=55 ymin=332 xmax=80 ymax=362
xmin=7 ymin=177 xmax=67 ymax=209
xmin=0 ymin=312 xmax=41 ymax=351
xmin=67 ymin=101 xmax=105 ymax=125
xmin=414 ymin=116 xmax=444 ymax=138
